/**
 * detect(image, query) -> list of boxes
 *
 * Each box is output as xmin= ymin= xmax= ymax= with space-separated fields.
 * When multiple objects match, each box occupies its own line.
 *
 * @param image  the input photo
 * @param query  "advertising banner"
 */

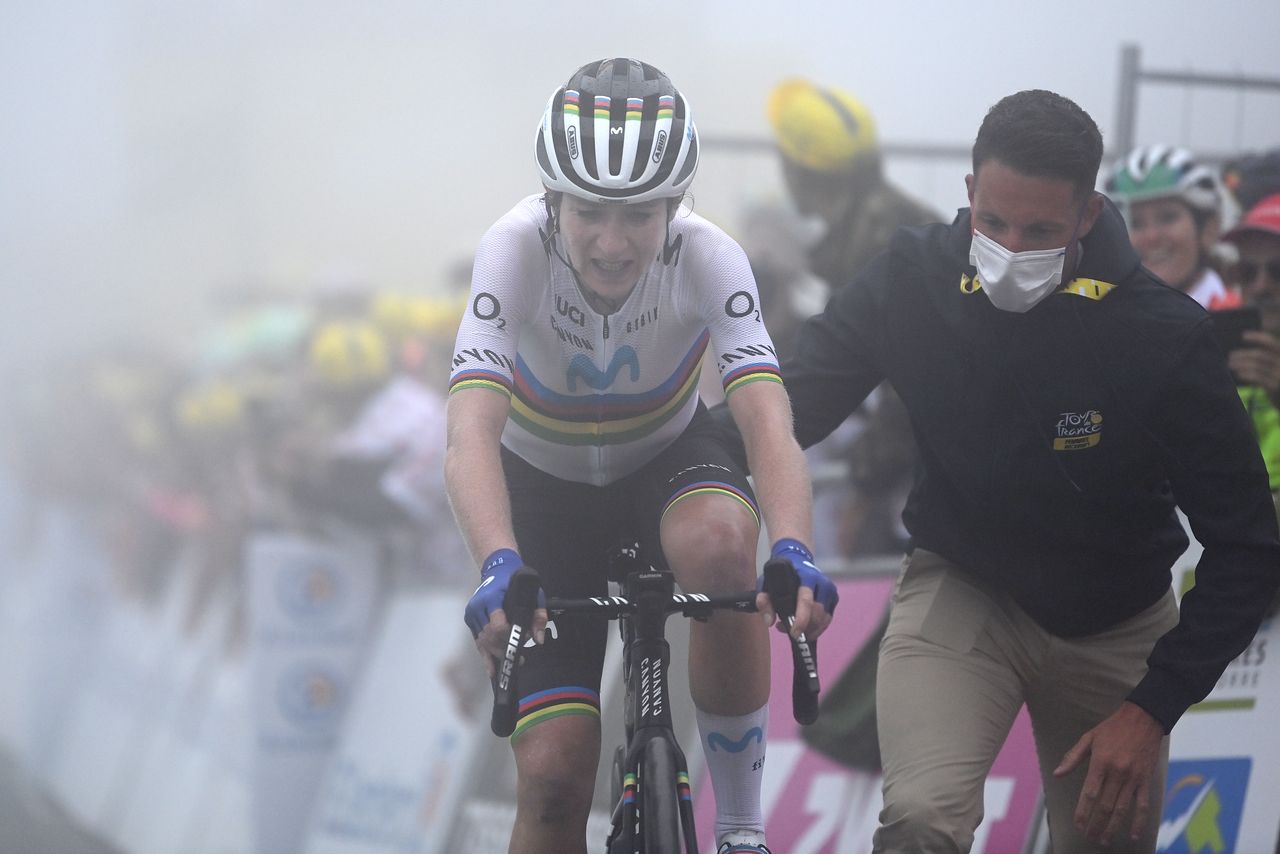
xmin=1161 ymin=516 xmax=1280 ymax=853
xmin=304 ymin=592 xmax=486 ymax=854
xmin=248 ymin=530 xmax=382 ymax=854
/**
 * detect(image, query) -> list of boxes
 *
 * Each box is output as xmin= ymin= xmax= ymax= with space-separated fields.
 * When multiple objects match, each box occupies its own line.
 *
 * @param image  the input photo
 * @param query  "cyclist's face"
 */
xmin=559 ymin=197 xmax=670 ymax=305
xmin=1127 ymin=198 xmax=1215 ymax=291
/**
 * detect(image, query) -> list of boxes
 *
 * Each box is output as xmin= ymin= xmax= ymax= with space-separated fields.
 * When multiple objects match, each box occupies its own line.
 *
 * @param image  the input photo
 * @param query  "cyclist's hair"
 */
xmin=972 ymin=89 xmax=1103 ymax=199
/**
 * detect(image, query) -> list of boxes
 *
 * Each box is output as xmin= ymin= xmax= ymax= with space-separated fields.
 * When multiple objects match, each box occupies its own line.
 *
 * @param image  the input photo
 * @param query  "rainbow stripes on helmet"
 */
xmin=535 ymin=58 xmax=699 ymax=204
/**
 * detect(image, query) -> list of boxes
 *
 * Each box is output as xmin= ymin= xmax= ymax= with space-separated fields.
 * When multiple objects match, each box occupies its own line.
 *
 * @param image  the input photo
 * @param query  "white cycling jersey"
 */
xmin=449 ymin=195 xmax=782 ymax=486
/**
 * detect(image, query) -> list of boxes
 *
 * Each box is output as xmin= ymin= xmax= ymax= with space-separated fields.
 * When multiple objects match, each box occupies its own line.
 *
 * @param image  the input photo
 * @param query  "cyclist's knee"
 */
xmin=515 ymin=753 xmax=595 ymax=822
xmin=513 ymin=719 xmax=599 ymax=818
xmin=663 ymin=506 xmax=757 ymax=590
xmin=517 ymin=782 xmax=592 ymax=828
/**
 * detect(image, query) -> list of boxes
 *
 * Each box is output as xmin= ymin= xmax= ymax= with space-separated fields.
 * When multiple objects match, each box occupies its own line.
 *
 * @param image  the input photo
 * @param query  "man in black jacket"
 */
xmin=771 ymin=90 xmax=1280 ymax=852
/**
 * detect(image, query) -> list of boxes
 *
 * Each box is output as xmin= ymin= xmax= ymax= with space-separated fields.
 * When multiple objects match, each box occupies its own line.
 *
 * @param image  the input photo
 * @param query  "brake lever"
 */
xmin=762 ymin=558 xmax=821 ymax=725
xmin=490 ymin=566 xmax=542 ymax=737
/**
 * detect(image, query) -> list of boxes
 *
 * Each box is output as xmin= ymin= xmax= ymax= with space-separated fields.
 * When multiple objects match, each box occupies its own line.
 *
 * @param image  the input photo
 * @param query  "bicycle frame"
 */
xmin=492 ymin=558 xmax=819 ymax=854
xmin=600 ymin=568 xmax=755 ymax=853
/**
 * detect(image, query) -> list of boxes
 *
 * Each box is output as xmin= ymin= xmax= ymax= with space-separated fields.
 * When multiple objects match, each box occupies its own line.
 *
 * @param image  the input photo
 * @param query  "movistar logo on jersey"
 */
xmin=566 ymin=346 xmax=639 ymax=391
xmin=1053 ymin=410 xmax=1102 ymax=450
xmin=1157 ymin=758 xmax=1251 ymax=854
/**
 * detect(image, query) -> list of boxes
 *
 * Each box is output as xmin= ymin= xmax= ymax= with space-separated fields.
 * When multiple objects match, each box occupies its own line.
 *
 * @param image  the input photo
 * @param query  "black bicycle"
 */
xmin=490 ymin=545 xmax=821 ymax=854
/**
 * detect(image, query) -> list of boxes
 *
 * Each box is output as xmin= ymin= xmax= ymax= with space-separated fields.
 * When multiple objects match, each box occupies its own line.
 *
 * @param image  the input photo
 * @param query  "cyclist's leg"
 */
xmin=661 ymin=487 xmax=767 ymax=711
xmin=873 ymin=549 xmax=1028 ymax=853
xmin=510 ymin=715 xmax=601 ymax=854
xmin=632 ymin=407 xmax=770 ymax=846
xmin=503 ymin=447 xmax=615 ymax=854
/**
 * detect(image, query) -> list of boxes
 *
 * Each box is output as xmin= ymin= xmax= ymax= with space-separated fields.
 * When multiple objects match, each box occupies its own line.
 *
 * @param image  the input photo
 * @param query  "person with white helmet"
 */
xmin=1104 ymin=144 xmax=1239 ymax=309
xmin=445 ymin=58 xmax=836 ymax=854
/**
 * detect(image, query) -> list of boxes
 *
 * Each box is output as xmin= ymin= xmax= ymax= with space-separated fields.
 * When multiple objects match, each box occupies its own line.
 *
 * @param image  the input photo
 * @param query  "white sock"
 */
xmin=695 ymin=702 xmax=768 ymax=843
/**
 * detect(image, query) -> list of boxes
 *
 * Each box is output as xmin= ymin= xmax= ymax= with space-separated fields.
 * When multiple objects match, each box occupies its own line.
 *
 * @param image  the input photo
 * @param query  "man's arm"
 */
xmin=709 ymin=252 xmax=892 ymax=464
xmin=1132 ymin=322 xmax=1280 ymax=730
xmin=726 ymin=378 xmax=832 ymax=638
xmin=777 ymin=252 xmax=892 ymax=449
xmin=1056 ymin=319 xmax=1280 ymax=846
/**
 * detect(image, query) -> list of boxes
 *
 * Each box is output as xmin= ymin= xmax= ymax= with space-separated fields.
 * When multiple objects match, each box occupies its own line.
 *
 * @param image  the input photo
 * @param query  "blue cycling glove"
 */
xmin=768 ymin=538 xmax=839 ymax=616
xmin=464 ymin=548 xmax=524 ymax=638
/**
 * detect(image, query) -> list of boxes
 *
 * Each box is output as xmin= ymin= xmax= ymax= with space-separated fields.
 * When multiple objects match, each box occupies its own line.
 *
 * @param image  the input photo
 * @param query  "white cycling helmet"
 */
xmin=535 ymin=58 xmax=699 ymax=204
xmin=1104 ymin=144 xmax=1222 ymax=214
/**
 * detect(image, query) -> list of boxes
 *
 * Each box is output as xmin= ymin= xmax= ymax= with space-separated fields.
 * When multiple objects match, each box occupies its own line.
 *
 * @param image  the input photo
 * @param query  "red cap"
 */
xmin=1224 ymin=192 xmax=1280 ymax=242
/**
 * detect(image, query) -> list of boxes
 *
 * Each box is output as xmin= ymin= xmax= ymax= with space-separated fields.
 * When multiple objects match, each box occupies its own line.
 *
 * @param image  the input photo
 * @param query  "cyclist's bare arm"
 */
xmin=726 ymin=379 xmax=832 ymax=639
xmin=445 ymin=387 xmax=548 ymax=669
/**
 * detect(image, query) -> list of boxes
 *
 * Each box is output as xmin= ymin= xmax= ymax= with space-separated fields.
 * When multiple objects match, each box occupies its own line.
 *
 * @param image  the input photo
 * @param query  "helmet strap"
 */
xmin=539 ymin=191 xmax=561 ymax=258
xmin=661 ymin=199 xmax=683 ymax=265
xmin=540 ymin=192 xmax=596 ymax=298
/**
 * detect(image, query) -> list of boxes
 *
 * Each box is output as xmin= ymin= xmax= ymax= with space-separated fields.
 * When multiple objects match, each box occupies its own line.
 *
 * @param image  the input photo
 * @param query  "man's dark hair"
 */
xmin=972 ymin=90 xmax=1104 ymax=197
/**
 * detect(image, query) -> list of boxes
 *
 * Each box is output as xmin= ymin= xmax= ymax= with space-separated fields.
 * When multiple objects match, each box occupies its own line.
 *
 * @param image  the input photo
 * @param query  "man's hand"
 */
xmin=1053 ymin=701 xmax=1165 ymax=846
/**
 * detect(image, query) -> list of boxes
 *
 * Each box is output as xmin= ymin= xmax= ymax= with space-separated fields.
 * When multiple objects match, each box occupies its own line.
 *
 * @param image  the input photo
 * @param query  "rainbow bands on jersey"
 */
xmin=447 ymin=368 xmax=511 ymax=398
xmin=505 ymin=331 xmax=708 ymax=447
xmin=723 ymin=361 xmax=783 ymax=395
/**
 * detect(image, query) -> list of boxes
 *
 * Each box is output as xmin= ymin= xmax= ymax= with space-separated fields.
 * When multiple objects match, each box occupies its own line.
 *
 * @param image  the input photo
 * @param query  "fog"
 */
xmin=2 ymin=4 xmax=1280 ymax=849
xmin=3 ymin=0 xmax=1279 ymax=366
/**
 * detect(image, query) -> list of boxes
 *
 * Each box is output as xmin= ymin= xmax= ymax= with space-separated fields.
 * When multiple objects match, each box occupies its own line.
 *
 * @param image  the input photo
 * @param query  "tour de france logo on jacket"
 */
xmin=1054 ymin=409 xmax=1103 ymax=451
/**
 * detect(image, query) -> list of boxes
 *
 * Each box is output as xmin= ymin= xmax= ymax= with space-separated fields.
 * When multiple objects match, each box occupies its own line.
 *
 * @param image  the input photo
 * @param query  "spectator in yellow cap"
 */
xmin=767 ymin=78 xmax=940 ymax=287
xmin=765 ymin=78 xmax=945 ymax=774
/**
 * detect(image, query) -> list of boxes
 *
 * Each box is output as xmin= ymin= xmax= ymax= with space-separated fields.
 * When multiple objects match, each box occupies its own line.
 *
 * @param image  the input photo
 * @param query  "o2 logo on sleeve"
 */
xmin=473 ymin=292 xmax=505 ymax=329
xmin=724 ymin=291 xmax=759 ymax=321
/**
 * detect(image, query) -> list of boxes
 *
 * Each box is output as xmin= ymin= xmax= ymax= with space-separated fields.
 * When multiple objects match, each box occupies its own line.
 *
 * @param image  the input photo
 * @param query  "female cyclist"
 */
xmin=444 ymin=58 xmax=837 ymax=854
xmin=1104 ymin=144 xmax=1240 ymax=309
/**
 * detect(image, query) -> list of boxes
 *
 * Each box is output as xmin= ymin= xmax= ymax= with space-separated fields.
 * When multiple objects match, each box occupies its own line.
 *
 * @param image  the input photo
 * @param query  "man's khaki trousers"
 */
xmin=872 ymin=549 xmax=1178 ymax=853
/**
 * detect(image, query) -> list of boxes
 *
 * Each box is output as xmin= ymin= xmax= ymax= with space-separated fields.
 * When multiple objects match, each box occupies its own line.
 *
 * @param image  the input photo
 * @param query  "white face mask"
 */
xmin=968 ymin=228 xmax=1068 ymax=313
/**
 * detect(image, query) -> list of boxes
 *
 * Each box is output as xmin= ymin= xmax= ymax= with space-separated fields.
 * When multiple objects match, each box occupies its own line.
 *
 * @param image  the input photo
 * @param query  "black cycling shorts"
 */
xmin=500 ymin=403 xmax=757 ymax=740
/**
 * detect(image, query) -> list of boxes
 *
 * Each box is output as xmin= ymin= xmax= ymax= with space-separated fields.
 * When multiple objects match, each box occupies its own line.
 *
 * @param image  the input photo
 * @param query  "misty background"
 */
xmin=3 ymin=0 xmax=1280 ymax=371
xmin=2 ymin=3 xmax=1279 ymax=850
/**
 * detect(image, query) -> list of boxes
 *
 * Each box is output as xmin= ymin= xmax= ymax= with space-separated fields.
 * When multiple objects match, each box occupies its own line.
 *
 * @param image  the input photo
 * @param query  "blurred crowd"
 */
xmin=0 ymin=282 xmax=476 ymax=661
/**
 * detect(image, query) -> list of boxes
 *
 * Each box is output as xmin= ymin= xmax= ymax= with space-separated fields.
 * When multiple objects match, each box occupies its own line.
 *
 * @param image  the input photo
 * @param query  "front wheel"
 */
xmin=640 ymin=737 xmax=683 ymax=854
